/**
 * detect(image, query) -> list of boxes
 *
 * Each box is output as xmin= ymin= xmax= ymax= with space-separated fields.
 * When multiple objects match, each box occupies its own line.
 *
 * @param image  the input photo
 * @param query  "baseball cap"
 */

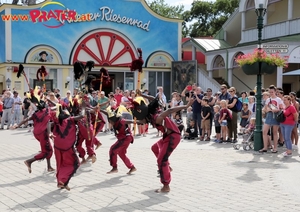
xmin=100 ymin=91 xmax=105 ymax=95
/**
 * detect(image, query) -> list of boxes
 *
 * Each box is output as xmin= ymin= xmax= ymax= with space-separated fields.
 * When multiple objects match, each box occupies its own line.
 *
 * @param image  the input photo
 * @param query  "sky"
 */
xmin=164 ymin=0 xmax=216 ymax=11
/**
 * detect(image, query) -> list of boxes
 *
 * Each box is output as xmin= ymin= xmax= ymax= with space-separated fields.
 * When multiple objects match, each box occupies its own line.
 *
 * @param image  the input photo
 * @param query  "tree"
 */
xmin=188 ymin=0 xmax=239 ymax=37
xmin=146 ymin=0 xmax=189 ymax=37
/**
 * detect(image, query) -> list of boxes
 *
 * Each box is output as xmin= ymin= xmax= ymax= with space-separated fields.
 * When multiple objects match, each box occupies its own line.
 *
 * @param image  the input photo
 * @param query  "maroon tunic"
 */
xmin=52 ymin=117 xmax=79 ymax=186
xmin=109 ymin=118 xmax=134 ymax=169
xmin=151 ymin=116 xmax=181 ymax=186
xmin=31 ymin=108 xmax=53 ymax=160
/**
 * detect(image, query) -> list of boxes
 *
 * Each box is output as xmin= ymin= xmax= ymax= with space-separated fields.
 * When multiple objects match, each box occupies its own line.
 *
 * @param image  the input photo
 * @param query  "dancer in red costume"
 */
xmin=102 ymin=106 xmax=137 ymax=174
xmin=48 ymin=106 xmax=84 ymax=191
xmin=143 ymin=94 xmax=194 ymax=193
xmin=13 ymin=98 xmax=55 ymax=174
xmin=91 ymin=110 xmax=105 ymax=150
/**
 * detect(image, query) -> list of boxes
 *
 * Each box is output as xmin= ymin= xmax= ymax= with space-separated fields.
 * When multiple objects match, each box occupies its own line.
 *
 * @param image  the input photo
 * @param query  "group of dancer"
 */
xmin=11 ymin=85 xmax=193 ymax=193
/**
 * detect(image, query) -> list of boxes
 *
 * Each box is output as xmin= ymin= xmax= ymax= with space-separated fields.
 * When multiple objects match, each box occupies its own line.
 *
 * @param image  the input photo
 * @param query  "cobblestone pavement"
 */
xmin=1 ymin=126 xmax=300 ymax=212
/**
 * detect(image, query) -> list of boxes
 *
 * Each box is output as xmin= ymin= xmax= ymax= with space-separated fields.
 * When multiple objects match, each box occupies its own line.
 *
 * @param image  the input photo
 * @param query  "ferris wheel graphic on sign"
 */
xmin=71 ymin=29 xmax=138 ymax=67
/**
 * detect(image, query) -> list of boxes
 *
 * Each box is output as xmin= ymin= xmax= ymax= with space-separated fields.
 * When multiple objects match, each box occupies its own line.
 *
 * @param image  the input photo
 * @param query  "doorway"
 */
xmin=283 ymin=83 xmax=291 ymax=94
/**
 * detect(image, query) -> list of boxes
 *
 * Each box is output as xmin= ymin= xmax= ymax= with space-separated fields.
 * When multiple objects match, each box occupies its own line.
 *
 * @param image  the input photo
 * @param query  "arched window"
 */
xmin=233 ymin=52 xmax=244 ymax=68
xmin=212 ymin=55 xmax=225 ymax=70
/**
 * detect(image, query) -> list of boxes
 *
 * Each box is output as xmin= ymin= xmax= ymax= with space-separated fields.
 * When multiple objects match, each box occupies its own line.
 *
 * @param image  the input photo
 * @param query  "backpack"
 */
xmin=234 ymin=99 xmax=243 ymax=112
xmin=275 ymin=110 xmax=285 ymax=123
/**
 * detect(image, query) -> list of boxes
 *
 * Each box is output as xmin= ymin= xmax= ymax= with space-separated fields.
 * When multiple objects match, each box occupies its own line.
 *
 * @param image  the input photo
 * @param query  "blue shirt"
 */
xmin=3 ymin=97 xmax=14 ymax=108
xmin=192 ymin=94 xmax=203 ymax=113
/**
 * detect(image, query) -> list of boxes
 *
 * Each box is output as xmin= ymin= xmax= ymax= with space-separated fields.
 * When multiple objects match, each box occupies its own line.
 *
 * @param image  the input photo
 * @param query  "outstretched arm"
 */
xmin=12 ymin=116 xmax=33 ymax=129
xmin=73 ymin=114 xmax=84 ymax=121
xmin=140 ymin=94 xmax=156 ymax=102
xmin=156 ymin=98 xmax=194 ymax=125
xmin=48 ymin=121 xmax=54 ymax=139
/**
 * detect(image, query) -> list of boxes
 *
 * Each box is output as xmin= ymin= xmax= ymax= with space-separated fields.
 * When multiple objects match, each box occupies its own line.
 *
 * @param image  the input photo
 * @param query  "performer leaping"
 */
xmin=143 ymin=94 xmax=194 ymax=193
xmin=13 ymin=89 xmax=55 ymax=174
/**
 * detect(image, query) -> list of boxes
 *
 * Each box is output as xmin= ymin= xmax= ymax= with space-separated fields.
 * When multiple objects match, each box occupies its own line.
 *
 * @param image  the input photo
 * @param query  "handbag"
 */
xmin=275 ymin=110 xmax=285 ymax=123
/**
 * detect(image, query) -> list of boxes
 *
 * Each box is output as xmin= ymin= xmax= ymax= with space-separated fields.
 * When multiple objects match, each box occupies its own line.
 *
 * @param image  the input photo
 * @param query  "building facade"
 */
xmin=0 ymin=0 xmax=182 ymax=97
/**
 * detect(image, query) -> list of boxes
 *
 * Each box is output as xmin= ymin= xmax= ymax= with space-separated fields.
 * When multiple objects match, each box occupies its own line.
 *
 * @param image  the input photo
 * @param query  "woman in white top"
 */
xmin=260 ymin=85 xmax=284 ymax=153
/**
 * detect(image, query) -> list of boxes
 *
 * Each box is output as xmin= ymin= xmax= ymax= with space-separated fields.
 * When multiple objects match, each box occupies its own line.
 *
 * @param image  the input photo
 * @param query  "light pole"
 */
xmin=6 ymin=78 xmax=11 ymax=89
xmin=254 ymin=0 xmax=268 ymax=151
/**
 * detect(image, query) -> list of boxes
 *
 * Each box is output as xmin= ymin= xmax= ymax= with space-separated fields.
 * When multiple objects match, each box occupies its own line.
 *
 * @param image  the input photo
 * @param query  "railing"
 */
xmin=241 ymin=18 xmax=300 ymax=43
xmin=197 ymin=68 xmax=221 ymax=93
xmin=232 ymin=73 xmax=252 ymax=91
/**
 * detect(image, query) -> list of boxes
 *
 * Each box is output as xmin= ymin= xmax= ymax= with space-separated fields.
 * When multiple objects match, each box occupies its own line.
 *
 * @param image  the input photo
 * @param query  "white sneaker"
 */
xmin=292 ymin=144 xmax=298 ymax=150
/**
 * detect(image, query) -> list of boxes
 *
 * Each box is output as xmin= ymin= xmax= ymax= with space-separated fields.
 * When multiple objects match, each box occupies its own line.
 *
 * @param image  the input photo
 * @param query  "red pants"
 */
xmin=109 ymin=135 xmax=134 ymax=169
xmin=93 ymin=123 xmax=103 ymax=147
xmin=76 ymin=126 xmax=95 ymax=158
xmin=151 ymin=133 xmax=180 ymax=185
xmin=33 ymin=131 xmax=53 ymax=160
xmin=55 ymin=146 xmax=79 ymax=186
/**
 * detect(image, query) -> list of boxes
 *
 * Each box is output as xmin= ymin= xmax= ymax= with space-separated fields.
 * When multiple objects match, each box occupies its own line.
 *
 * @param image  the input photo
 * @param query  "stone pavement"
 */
xmin=1 ymin=126 xmax=300 ymax=212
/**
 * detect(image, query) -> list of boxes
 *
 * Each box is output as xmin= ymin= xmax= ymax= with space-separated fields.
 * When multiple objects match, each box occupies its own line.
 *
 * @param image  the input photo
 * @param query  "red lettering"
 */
xmin=60 ymin=12 xmax=67 ymax=21
xmin=29 ymin=10 xmax=41 ymax=23
xmin=11 ymin=15 xmax=19 ymax=21
xmin=67 ymin=10 xmax=76 ymax=21
xmin=38 ymin=11 xmax=48 ymax=22
xmin=47 ymin=10 xmax=57 ymax=20
xmin=54 ymin=10 xmax=63 ymax=20
xmin=19 ymin=15 xmax=29 ymax=21
xmin=1 ymin=15 xmax=11 ymax=21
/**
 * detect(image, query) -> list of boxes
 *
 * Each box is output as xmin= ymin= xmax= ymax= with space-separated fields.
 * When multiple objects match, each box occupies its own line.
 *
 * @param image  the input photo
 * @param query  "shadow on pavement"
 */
xmin=96 ymin=190 xmax=171 ymax=212
xmin=11 ymin=189 xmax=69 ymax=211
xmin=79 ymin=175 xmax=125 ymax=193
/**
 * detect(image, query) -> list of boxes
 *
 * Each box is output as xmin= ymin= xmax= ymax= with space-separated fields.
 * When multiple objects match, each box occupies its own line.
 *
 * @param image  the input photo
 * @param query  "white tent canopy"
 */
xmin=283 ymin=69 xmax=300 ymax=76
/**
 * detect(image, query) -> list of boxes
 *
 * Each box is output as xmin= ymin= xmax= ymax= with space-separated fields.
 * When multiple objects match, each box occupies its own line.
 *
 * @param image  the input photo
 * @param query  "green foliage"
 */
xmin=146 ymin=0 xmax=184 ymax=19
xmin=188 ymin=0 xmax=239 ymax=37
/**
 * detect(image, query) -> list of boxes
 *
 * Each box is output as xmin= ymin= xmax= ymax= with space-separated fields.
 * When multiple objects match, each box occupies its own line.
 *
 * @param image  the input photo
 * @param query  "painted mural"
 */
xmin=0 ymin=0 xmax=180 ymax=65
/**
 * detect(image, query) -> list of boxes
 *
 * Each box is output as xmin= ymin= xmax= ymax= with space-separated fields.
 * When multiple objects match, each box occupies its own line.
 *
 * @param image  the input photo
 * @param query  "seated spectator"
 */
xmin=244 ymin=118 xmax=256 ymax=134
xmin=240 ymin=103 xmax=251 ymax=128
xmin=186 ymin=106 xmax=193 ymax=128
xmin=184 ymin=119 xmax=198 ymax=140
xmin=174 ymin=113 xmax=184 ymax=134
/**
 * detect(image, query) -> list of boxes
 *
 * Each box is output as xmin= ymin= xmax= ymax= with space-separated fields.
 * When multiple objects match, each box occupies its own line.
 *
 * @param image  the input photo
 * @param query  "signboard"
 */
xmin=262 ymin=44 xmax=289 ymax=54
xmin=288 ymin=46 xmax=300 ymax=63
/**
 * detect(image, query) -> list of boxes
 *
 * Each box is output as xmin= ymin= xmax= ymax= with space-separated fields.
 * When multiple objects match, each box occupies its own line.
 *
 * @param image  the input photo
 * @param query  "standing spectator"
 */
xmin=227 ymin=87 xmax=238 ymax=143
xmin=240 ymin=103 xmax=251 ymax=128
xmin=219 ymin=100 xmax=231 ymax=143
xmin=90 ymin=91 xmax=98 ymax=107
xmin=248 ymin=96 xmax=256 ymax=119
xmin=213 ymin=105 xmax=221 ymax=143
xmin=73 ymin=88 xmax=79 ymax=97
xmin=0 ymin=91 xmax=14 ymax=130
xmin=114 ymin=87 xmax=123 ymax=107
xmin=63 ymin=90 xmax=72 ymax=105
xmin=22 ymin=92 xmax=31 ymax=128
xmin=11 ymin=91 xmax=22 ymax=127
xmin=238 ymin=91 xmax=249 ymax=103
xmin=290 ymin=92 xmax=299 ymax=149
xmin=174 ymin=113 xmax=184 ymax=135
xmin=156 ymin=86 xmax=167 ymax=109
xmin=206 ymin=88 xmax=216 ymax=131
xmin=216 ymin=84 xmax=231 ymax=105
xmin=190 ymin=87 xmax=203 ymax=138
xmin=280 ymin=95 xmax=298 ymax=157
xmin=98 ymin=91 xmax=110 ymax=132
xmin=200 ymin=98 xmax=211 ymax=141
xmin=260 ymin=85 xmax=283 ymax=153
xmin=121 ymin=90 xmax=131 ymax=108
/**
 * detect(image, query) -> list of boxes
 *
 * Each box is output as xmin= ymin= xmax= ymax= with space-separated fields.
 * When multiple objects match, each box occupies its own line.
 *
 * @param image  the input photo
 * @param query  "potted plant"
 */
xmin=235 ymin=49 xmax=288 ymax=75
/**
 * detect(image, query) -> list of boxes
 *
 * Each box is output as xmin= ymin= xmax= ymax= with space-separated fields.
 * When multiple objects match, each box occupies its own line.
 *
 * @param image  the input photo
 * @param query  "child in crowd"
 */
xmin=213 ymin=105 xmax=221 ymax=143
xmin=240 ymin=103 xmax=251 ymax=128
xmin=186 ymin=106 xmax=193 ymax=128
xmin=244 ymin=118 xmax=256 ymax=134
xmin=200 ymin=98 xmax=211 ymax=141
xmin=27 ymin=105 xmax=35 ymax=133
xmin=219 ymin=100 xmax=232 ymax=142
xmin=184 ymin=119 xmax=198 ymax=140
xmin=174 ymin=113 xmax=184 ymax=135
xmin=248 ymin=96 xmax=256 ymax=119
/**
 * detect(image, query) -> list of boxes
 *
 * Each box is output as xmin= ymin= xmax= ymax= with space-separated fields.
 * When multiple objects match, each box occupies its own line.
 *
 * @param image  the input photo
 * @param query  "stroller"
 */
xmin=233 ymin=126 xmax=254 ymax=151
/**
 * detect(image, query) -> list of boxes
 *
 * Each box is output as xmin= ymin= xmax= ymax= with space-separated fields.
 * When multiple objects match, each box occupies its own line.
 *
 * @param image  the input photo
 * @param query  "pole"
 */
xmin=93 ymin=73 xmax=103 ymax=136
xmin=254 ymin=4 xmax=266 ymax=151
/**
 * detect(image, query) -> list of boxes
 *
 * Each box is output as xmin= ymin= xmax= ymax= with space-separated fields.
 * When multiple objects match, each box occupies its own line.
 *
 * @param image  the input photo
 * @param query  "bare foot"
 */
xmin=24 ymin=160 xmax=32 ymax=173
xmin=107 ymin=168 xmax=118 ymax=174
xmin=57 ymin=181 xmax=65 ymax=189
xmin=155 ymin=185 xmax=170 ymax=193
xmin=80 ymin=158 xmax=87 ymax=165
xmin=48 ymin=167 xmax=55 ymax=172
xmin=95 ymin=143 xmax=102 ymax=150
xmin=87 ymin=155 xmax=97 ymax=163
xmin=127 ymin=166 xmax=137 ymax=175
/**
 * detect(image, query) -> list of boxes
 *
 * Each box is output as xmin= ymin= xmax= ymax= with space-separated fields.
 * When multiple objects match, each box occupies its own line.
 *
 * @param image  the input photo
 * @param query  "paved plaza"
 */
xmin=1 ymin=125 xmax=300 ymax=212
